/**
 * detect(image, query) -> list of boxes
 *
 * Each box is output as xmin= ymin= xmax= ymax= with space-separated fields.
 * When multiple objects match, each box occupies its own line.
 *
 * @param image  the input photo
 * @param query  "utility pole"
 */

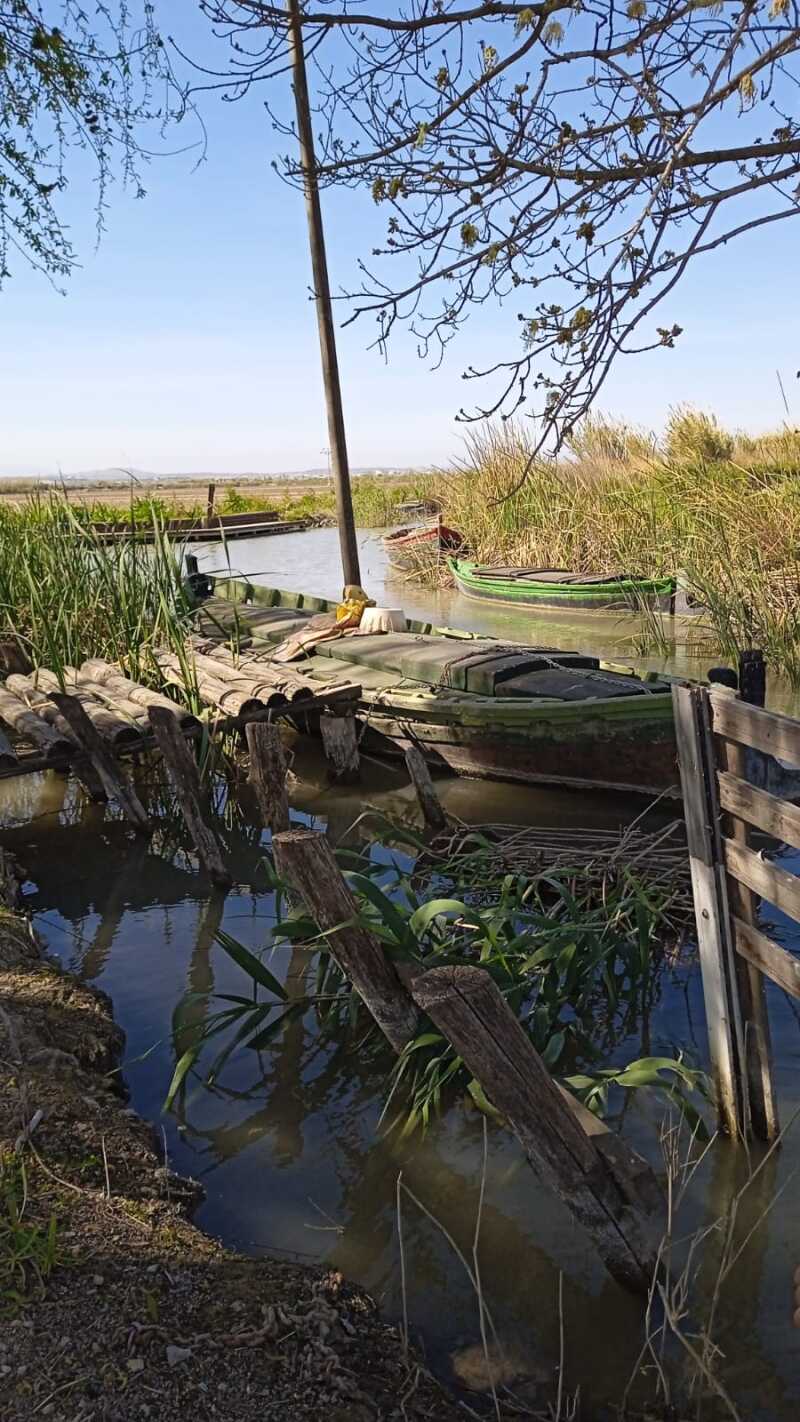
xmin=286 ymin=0 xmax=361 ymax=589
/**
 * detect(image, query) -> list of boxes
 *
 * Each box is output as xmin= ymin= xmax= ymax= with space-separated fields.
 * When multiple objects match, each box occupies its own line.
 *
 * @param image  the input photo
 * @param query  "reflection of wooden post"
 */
xmin=320 ymin=712 xmax=360 ymax=782
xmin=272 ymin=828 xmax=417 ymax=1052
xmin=148 ymin=706 xmax=232 ymax=888
xmin=411 ymin=964 xmax=661 ymax=1293
xmin=404 ymin=745 xmax=446 ymax=832
xmin=51 ymin=692 xmax=150 ymax=833
xmin=246 ymin=721 xmax=290 ymax=834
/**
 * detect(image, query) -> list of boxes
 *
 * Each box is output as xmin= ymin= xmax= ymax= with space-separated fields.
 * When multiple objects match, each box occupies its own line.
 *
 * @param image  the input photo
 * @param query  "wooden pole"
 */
xmin=148 ymin=706 xmax=232 ymax=888
xmin=206 ymin=482 xmax=216 ymax=528
xmin=410 ymin=964 xmax=661 ymax=1292
xmin=673 ymin=684 xmax=747 ymax=1137
xmin=272 ymin=828 xmax=417 ymax=1051
xmin=246 ymin=721 xmax=291 ymax=835
xmin=320 ymin=712 xmax=360 ymax=782
xmin=50 ymin=692 xmax=151 ymax=834
xmin=738 ymin=649 xmax=766 ymax=709
xmin=404 ymin=745 xmax=447 ymax=832
xmin=286 ymin=0 xmax=361 ymax=590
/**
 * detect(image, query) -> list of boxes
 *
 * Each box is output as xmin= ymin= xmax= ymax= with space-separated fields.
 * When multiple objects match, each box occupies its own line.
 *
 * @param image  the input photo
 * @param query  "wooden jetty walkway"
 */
xmin=91 ymin=510 xmax=312 ymax=544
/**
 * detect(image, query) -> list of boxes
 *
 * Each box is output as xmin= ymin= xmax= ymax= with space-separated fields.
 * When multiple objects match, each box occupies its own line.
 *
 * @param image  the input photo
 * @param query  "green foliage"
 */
xmin=0 ymin=1156 xmax=60 ymax=1316
xmin=0 ymin=4 xmax=184 ymax=285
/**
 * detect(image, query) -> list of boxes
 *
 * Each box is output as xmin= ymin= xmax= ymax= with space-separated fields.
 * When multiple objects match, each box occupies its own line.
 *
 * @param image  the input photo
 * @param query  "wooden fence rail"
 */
xmin=673 ymin=681 xmax=800 ymax=1142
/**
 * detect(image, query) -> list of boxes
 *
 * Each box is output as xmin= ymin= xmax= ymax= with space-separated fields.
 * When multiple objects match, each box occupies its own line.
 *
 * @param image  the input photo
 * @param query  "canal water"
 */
xmin=2 ymin=526 xmax=799 ymax=1415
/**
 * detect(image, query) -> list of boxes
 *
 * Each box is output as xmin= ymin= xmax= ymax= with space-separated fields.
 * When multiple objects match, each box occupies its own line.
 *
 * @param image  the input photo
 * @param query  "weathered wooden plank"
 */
xmin=148 ymin=706 xmax=232 ymax=888
xmin=733 ymin=917 xmax=800 ymax=1000
xmin=404 ymin=745 xmax=447 ymax=832
xmin=672 ymin=685 xmax=745 ymax=1137
xmin=724 ymin=836 xmax=800 ymax=921
xmin=51 ymin=692 xmax=151 ymax=833
xmin=718 ymin=769 xmax=800 ymax=853
xmin=320 ymin=713 xmax=360 ymax=782
xmin=710 ymin=691 xmax=800 ymax=768
xmin=245 ymin=722 xmax=291 ymax=835
xmin=715 ymin=703 xmax=779 ymax=1142
xmin=410 ymin=964 xmax=661 ymax=1292
xmin=272 ymin=829 xmax=417 ymax=1052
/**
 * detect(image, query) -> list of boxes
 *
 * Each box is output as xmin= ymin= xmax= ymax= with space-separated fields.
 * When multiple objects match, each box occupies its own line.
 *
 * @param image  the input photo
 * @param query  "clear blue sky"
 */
xmin=0 ymin=10 xmax=797 ymax=478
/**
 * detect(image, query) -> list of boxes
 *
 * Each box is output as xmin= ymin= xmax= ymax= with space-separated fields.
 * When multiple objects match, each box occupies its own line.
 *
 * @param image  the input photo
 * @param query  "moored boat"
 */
xmin=198 ymin=578 xmax=681 ymax=797
xmin=383 ymin=520 xmax=463 ymax=573
xmin=449 ymin=557 xmax=677 ymax=613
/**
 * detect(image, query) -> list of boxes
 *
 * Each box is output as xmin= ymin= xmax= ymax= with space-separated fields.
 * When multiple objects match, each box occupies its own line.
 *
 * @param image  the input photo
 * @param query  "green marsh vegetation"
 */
xmin=434 ymin=411 xmax=800 ymax=683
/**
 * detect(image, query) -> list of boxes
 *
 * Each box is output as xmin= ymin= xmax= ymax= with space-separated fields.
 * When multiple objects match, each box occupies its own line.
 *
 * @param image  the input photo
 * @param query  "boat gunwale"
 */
xmin=447 ymin=556 xmax=676 ymax=603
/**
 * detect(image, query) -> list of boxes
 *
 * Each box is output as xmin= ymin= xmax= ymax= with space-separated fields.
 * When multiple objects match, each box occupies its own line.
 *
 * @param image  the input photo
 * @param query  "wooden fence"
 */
xmin=673 ymin=682 xmax=800 ymax=1142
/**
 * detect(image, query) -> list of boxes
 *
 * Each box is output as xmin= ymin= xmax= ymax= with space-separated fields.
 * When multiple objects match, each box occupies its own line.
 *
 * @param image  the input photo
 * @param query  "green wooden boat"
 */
xmin=449 ymin=557 xmax=677 ymax=613
xmin=201 ymin=578 xmax=680 ymax=798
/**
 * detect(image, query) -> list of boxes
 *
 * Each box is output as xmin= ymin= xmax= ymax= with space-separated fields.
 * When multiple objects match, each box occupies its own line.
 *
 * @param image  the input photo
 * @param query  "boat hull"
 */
xmin=383 ymin=523 xmax=463 ymax=573
xmin=449 ymin=559 xmax=676 ymax=613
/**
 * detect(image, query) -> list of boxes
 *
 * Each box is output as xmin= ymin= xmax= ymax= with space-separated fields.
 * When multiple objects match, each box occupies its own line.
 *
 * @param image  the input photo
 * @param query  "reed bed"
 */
xmin=431 ymin=413 xmax=800 ymax=683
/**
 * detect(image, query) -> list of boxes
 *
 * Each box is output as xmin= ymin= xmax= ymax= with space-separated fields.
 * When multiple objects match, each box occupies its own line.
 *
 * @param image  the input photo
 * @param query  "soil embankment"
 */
xmin=0 ymin=854 xmax=462 ymax=1421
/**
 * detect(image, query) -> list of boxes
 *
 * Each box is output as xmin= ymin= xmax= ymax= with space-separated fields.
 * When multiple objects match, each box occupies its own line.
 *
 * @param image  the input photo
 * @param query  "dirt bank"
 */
xmin=0 ymin=865 xmax=465 ymax=1422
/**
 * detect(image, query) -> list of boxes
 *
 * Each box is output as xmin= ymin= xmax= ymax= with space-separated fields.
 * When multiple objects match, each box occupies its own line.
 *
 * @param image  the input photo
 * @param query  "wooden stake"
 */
xmin=246 ymin=721 xmax=291 ymax=835
xmin=50 ymin=692 xmax=151 ymax=834
xmin=404 ymin=745 xmax=446 ymax=832
xmin=320 ymin=712 xmax=360 ymax=782
xmin=271 ymin=828 xmax=417 ymax=1052
xmin=148 ymin=706 xmax=232 ymax=888
xmin=410 ymin=964 xmax=661 ymax=1293
xmin=206 ymin=482 xmax=216 ymax=528
xmin=286 ymin=0 xmax=361 ymax=589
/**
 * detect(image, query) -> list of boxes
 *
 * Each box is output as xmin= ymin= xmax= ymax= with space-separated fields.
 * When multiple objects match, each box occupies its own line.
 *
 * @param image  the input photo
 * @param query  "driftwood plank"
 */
xmin=673 ymin=685 xmax=745 ymax=1137
xmin=710 ymin=692 xmax=800 ymax=767
xmin=245 ymin=722 xmax=291 ymax=835
xmin=271 ymin=828 xmax=417 ymax=1052
xmin=723 ymin=837 xmax=800 ymax=922
xmin=50 ymin=692 xmax=150 ymax=833
xmin=148 ymin=706 xmax=232 ymax=888
xmin=404 ymin=745 xmax=447 ymax=832
xmin=410 ymin=964 xmax=661 ymax=1292
xmin=717 ymin=770 xmax=800 ymax=854
xmin=320 ymin=713 xmax=360 ymax=782
xmin=733 ymin=917 xmax=800 ymax=1000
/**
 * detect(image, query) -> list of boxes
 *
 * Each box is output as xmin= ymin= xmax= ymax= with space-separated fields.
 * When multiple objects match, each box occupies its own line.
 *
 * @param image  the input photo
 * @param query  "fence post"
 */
xmin=245 ymin=721 xmax=291 ymax=835
xmin=672 ymin=684 xmax=747 ymax=1137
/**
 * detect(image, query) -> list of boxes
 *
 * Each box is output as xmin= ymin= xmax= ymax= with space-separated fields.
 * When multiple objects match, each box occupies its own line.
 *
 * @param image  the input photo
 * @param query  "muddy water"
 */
xmin=3 ymin=749 xmax=800 ymax=1418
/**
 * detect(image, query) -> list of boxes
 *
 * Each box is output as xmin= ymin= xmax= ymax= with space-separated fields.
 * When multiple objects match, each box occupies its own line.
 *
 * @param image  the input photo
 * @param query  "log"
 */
xmin=78 ymin=661 xmax=200 ymax=729
xmin=271 ymin=828 xmax=417 ymax=1052
xmin=183 ymin=649 xmax=289 ymax=708
xmin=0 ymin=681 xmax=75 ymax=760
xmin=155 ymin=653 xmax=264 ymax=718
xmin=26 ymin=670 xmax=141 ymax=748
xmin=320 ymin=712 xmax=360 ymax=782
xmin=245 ymin=722 xmax=291 ymax=834
xmin=404 ymin=745 xmax=446 ymax=832
xmin=193 ymin=641 xmax=316 ymax=703
xmin=0 ymin=721 xmax=18 ymax=770
xmin=148 ymin=706 xmax=232 ymax=888
xmin=410 ymin=965 xmax=661 ymax=1292
xmin=50 ymin=692 xmax=151 ymax=833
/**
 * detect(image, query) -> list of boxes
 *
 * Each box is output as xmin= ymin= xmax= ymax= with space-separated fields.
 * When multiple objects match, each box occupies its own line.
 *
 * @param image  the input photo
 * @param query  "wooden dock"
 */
xmin=91 ymin=511 xmax=312 ymax=544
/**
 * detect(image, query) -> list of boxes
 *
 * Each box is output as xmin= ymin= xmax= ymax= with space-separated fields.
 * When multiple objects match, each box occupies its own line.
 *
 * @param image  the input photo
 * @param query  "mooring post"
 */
xmin=404 ymin=745 xmax=447 ymax=833
xmin=410 ymin=964 xmax=661 ymax=1292
xmin=51 ymin=692 xmax=151 ymax=833
xmin=206 ymin=482 xmax=216 ymax=529
xmin=272 ymin=828 xmax=417 ymax=1051
xmin=245 ymin=721 xmax=291 ymax=835
xmin=148 ymin=706 xmax=232 ymax=889
xmin=738 ymin=649 xmax=766 ymax=709
xmin=320 ymin=712 xmax=360 ymax=782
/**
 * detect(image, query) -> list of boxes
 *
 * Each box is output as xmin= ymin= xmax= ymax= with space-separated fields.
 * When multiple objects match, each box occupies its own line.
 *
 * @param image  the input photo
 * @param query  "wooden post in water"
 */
xmin=286 ymin=0 xmax=361 ymax=590
xmin=245 ymin=721 xmax=291 ymax=835
xmin=272 ymin=828 xmax=417 ymax=1052
xmin=51 ymin=692 xmax=151 ymax=834
xmin=404 ymin=745 xmax=447 ymax=833
xmin=410 ymin=964 xmax=661 ymax=1293
xmin=148 ymin=706 xmax=232 ymax=889
xmin=320 ymin=712 xmax=360 ymax=782
xmin=206 ymin=482 xmax=216 ymax=529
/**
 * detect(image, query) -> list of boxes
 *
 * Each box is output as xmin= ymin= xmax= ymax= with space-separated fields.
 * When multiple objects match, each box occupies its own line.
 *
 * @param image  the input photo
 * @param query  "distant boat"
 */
xmin=449 ymin=558 xmax=677 ymax=613
xmin=383 ymin=518 xmax=464 ymax=573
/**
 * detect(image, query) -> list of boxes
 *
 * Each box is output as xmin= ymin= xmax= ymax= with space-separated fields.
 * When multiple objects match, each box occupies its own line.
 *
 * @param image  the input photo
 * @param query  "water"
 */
xmin=3 ymin=755 xmax=800 ymax=1416
xmin=4 ymin=526 xmax=800 ymax=1412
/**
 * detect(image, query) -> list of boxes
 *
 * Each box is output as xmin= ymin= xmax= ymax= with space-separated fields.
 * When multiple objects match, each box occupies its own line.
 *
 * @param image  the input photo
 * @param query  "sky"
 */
xmin=0 ymin=9 xmax=798 ymax=478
